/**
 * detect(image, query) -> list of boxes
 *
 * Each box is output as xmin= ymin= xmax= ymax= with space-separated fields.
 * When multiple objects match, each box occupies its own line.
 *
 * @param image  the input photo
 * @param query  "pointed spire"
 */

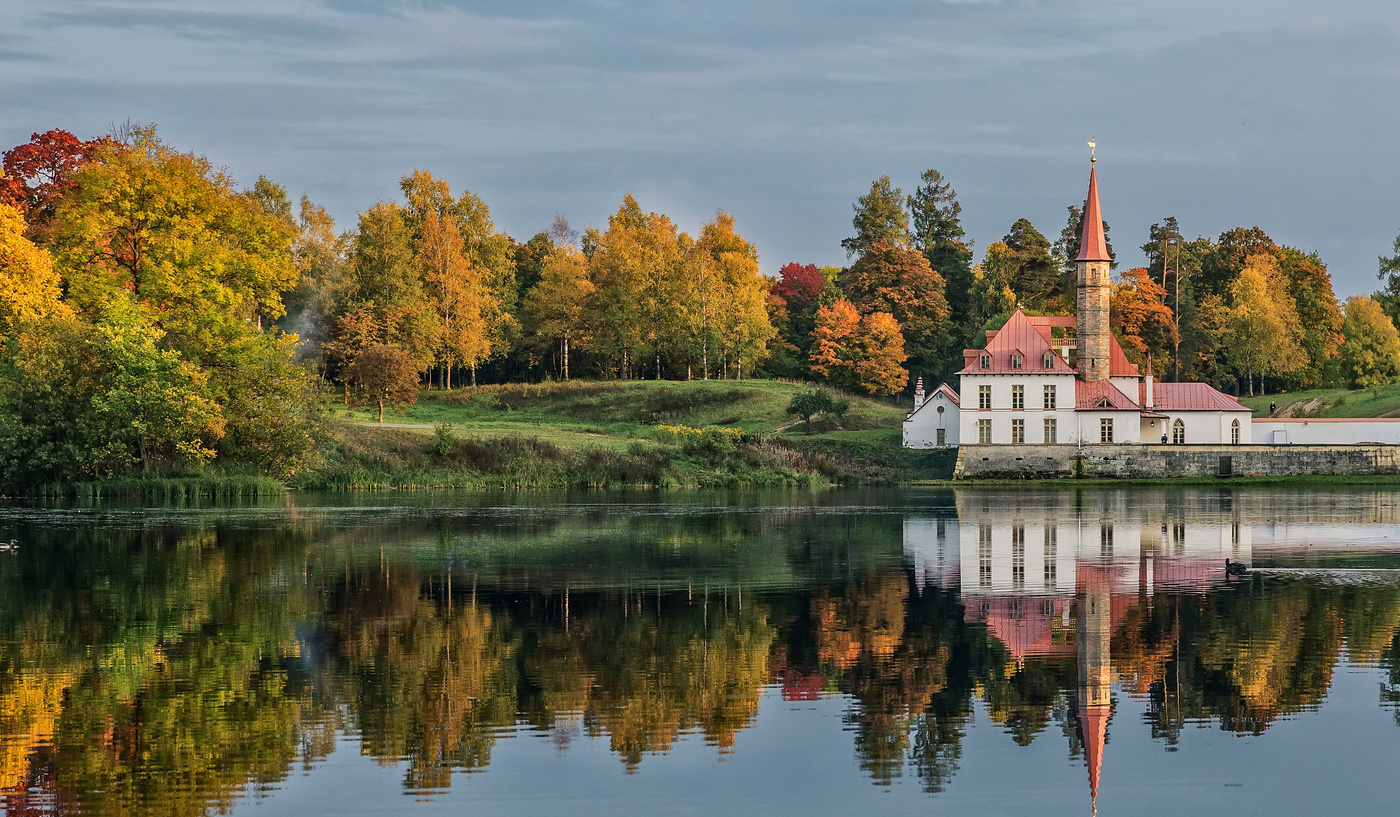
xmin=1076 ymin=165 xmax=1111 ymax=262
xmin=1080 ymin=705 xmax=1110 ymax=803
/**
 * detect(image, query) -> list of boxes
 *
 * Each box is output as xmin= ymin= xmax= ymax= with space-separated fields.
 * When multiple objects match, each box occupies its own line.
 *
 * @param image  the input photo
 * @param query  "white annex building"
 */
xmin=905 ymin=160 xmax=1255 ymax=449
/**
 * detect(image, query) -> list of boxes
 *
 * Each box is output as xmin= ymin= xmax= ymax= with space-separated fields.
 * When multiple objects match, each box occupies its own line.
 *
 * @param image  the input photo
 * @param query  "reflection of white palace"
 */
xmin=903 ymin=489 xmax=1253 ymax=810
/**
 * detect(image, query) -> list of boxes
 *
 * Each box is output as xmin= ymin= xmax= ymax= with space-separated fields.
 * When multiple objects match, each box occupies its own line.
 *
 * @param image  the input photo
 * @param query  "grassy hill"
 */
xmin=1239 ymin=383 xmax=1400 ymax=418
xmin=301 ymin=379 xmax=953 ymax=489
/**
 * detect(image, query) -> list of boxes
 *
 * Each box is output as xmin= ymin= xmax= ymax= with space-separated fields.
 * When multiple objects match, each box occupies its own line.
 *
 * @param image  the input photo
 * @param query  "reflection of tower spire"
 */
xmin=1077 ymin=562 xmax=1113 ymax=809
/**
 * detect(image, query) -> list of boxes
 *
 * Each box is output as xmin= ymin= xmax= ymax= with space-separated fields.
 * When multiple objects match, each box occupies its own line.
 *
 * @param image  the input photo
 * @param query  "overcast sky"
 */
xmin=4 ymin=0 xmax=1399 ymax=294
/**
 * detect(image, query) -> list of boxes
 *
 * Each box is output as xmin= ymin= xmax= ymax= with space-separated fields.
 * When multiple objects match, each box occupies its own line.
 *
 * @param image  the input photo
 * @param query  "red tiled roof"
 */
xmin=933 ymin=382 xmax=960 ymax=407
xmin=1140 ymin=382 xmax=1248 ymax=412
xmin=1076 ymin=166 xmax=1111 ymax=262
xmin=1108 ymin=334 xmax=1140 ymax=377
xmin=957 ymin=310 xmax=1076 ymax=375
xmin=1076 ymin=379 xmax=1140 ymax=410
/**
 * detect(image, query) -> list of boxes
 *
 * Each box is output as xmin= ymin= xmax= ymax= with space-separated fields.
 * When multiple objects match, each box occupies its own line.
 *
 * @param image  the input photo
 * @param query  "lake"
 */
xmin=2 ymin=486 xmax=1399 ymax=816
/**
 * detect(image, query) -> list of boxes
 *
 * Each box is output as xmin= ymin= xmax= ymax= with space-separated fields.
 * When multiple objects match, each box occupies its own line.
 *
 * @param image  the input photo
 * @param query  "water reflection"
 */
xmin=0 ymin=488 xmax=1398 ymax=815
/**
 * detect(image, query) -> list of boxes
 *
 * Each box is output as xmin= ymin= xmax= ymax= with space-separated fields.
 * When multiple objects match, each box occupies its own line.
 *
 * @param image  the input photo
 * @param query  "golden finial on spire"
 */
xmin=1088 ymin=139 xmax=1097 ymax=163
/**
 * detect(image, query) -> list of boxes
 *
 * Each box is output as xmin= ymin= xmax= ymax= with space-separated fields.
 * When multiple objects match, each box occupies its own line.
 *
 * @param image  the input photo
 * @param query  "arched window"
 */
xmin=1172 ymin=418 xmax=1185 ymax=445
xmin=1231 ymin=419 xmax=1240 ymax=445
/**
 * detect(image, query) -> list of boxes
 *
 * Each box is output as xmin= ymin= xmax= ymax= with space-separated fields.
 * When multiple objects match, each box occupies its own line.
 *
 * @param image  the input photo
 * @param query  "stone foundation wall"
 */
xmin=952 ymin=444 xmax=1400 ymax=480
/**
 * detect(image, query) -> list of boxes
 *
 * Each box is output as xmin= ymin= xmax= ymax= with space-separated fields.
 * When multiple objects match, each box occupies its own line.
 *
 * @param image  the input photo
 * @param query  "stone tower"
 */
xmin=1076 ymin=162 xmax=1112 ymax=382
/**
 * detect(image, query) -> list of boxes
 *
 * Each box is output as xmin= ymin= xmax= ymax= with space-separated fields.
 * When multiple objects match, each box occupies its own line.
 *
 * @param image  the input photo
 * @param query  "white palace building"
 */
xmin=904 ymin=160 xmax=1400 ymax=451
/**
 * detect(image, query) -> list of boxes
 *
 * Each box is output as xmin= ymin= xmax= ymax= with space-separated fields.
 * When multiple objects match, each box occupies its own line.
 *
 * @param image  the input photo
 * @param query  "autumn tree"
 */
xmin=841 ymin=242 xmax=948 ymax=380
xmin=1338 ymin=295 xmax=1400 ymax=388
xmin=842 ymin=176 xmax=908 ymax=257
xmin=1111 ymin=268 xmax=1177 ymax=367
xmin=523 ymin=247 xmax=593 ymax=380
xmin=586 ymin=195 xmax=684 ymax=378
xmin=853 ymin=311 xmax=908 ymax=395
xmin=0 ymin=201 xmax=66 ymax=334
xmin=809 ymin=299 xmax=907 ymax=394
xmin=767 ymin=262 xmax=834 ymax=378
xmin=694 ymin=212 xmax=772 ymax=380
xmin=345 ymin=344 xmax=420 ymax=422
xmin=1210 ymin=254 xmax=1306 ymax=396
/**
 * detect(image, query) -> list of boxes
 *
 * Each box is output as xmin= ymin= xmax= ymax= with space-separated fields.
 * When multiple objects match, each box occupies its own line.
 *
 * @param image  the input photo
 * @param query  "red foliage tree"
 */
xmin=1 ymin=129 xmax=113 ymax=239
xmin=772 ymin=262 xmax=825 ymax=307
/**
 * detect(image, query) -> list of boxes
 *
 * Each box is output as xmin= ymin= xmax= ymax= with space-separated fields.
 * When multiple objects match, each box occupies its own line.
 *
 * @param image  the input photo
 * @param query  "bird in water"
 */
xmin=1225 ymin=558 xmax=1247 ymax=577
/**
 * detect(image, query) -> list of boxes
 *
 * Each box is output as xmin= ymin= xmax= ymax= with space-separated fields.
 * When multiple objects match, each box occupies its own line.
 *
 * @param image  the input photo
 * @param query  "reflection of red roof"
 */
xmin=1140 ymin=382 xmax=1249 ymax=412
xmin=972 ymin=597 xmax=1075 ymax=663
xmin=1077 ymin=166 xmax=1111 ymax=263
xmin=958 ymin=310 xmax=1076 ymax=375
xmin=1076 ymin=379 xmax=1141 ymax=410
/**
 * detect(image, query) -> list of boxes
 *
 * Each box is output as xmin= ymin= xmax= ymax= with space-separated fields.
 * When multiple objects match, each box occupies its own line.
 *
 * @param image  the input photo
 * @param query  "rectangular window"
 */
xmin=1012 ymin=524 xmax=1025 ymax=590
xmin=1011 ymin=353 xmax=1023 ymax=370
xmin=1044 ymin=417 xmax=1057 ymax=444
xmin=978 ymin=385 xmax=991 ymax=410
xmin=1012 ymin=384 xmax=1025 ymax=409
xmin=980 ymin=354 xmax=991 ymax=370
xmin=1043 ymin=384 xmax=1056 ymax=410
xmin=1011 ymin=418 xmax=1025 ymax=444
xmin=978 ymin=524 xmax=992 ymax=588
xmin=977 ymin=419 xmax=992 ymax=444
xmin=1100 ymin=417 xmax=1114 ymax=444
xmin=1044 ymin=526 xmax=1057 ymax=589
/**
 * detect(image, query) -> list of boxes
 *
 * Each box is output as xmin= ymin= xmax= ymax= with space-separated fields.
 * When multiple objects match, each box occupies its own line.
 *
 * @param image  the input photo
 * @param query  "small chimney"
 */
xmin=1145 ymin=357 xmax=1155 ymax=408
xmin=914 ymin=377 xmax=926 ymax=409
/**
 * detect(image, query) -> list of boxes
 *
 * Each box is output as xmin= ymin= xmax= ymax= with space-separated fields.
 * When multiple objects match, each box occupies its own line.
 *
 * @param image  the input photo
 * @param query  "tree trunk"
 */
xmin=655 ymin=348 xmax=661 ymax=380
xmin=563 ymin=335 xmax=570 ymax=381
xmin=378 ymin=398 xmax=385 ymax=423
xmin=471 ymin=363 xmax=477 ymax=387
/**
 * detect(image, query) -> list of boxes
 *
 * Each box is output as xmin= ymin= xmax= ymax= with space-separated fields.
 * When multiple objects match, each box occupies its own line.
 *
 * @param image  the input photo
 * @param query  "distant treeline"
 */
xmin=4 ymin=126 xmax=1400 ymax=483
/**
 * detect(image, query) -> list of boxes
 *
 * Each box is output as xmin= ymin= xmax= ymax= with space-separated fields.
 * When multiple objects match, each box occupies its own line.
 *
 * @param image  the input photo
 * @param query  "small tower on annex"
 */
xmin=1076 ymin=144 xmax=1112 ymax=382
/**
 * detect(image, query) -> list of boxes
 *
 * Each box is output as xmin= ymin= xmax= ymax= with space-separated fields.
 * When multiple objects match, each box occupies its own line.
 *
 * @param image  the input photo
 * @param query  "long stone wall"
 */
xmin=952 ymin=443 xmax=1400 ymax=480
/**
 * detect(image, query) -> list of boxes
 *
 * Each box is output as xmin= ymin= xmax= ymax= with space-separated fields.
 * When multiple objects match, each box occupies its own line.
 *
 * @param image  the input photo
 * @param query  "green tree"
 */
xmin=908 ymin=169 xmax=974 ymax=364
xmin=1339 ymin=295 xmax=1400 ymax=388
xmin=842 ymin=176 xmax=908 ymax=257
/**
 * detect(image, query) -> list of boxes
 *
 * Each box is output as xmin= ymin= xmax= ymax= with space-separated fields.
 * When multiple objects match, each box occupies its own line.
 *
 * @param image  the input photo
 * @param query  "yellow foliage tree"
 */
xmin=523 ymin=247 xmax=593 ymax=380
xmin=1216 ymin=254 xmax=1306 ymax=396
xmin=0 ymin=200 xmax=67 ymax=334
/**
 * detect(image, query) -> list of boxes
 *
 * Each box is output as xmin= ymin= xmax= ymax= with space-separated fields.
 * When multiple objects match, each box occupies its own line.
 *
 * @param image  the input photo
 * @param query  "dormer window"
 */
xmin=1011 ymin=353 xmax=1024 ymax=370
xmin=1043 ymin=351 xmax=1055 ymax=369
xmin=980 ymin=354 xmax=991 ymax=370
xmin=1095 ymin=397 xmax=1114 ymax=409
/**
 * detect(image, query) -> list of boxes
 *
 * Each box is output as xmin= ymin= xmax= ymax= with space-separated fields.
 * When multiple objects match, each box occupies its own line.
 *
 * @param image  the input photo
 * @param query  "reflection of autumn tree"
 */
xmin=0 ymin=521 xmax=331 ymax=816
xmin=323 ymin=566 xmax=519 ymax=791
xmin=810 ymin=572 xmax=957 ymax=784
xmin=564 ymin=591 xmax=774 ymax=768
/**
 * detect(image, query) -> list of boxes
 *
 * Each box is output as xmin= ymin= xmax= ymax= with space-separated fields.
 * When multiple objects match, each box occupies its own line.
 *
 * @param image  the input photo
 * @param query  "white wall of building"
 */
xmin=903 ymin=389 xmax=960 ymax=448
xmin=1075 ymin=410 xmax=1142 ymax=444
xmin=957 ymin=373 xmax=1079 ymax=444
xmin=1141 ymin=411 xmax=1253 ymax=444
xmin=1251 ymin=419 xmax=1400 ymax=445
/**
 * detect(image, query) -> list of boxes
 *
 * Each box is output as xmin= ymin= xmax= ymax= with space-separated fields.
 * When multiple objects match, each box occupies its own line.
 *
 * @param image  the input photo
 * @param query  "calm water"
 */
xmin=2 ymin=487 xmax=1400 ymax=816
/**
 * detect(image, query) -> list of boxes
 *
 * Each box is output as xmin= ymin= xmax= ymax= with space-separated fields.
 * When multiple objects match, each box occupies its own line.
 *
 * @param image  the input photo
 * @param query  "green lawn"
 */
xmin=307 ymin=380 xmax=941 ymax=489
xmin=1238 ymin=383 xmax=1400 ymax=418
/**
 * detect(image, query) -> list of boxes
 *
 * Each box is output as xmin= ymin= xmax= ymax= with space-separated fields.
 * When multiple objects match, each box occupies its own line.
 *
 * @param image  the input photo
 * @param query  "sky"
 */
xmin=3 ymin=0 xmax=1399 ymax=295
